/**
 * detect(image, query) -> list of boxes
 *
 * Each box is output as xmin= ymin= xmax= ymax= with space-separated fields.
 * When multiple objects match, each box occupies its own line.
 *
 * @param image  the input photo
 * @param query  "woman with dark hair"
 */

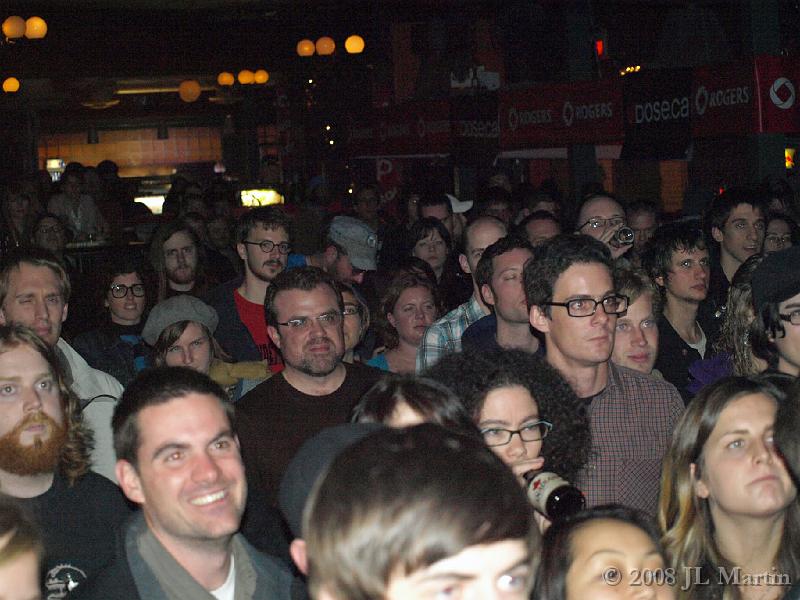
xmin=408 ymin=216 xmax=470 ymax=311
xmin=763 ymin=211 xmax=799 ymax=254
xmin=0 ymin=179 xmax=38 ymax=249
xmin=72 ymin=255 xmax=153 ymax=386
xmin=425 ymin=348 xmax=591 ymax=486
xmin=352 ymin=374 xmax=478 ymax=437
xmin=659 ymin=376 xmax=800 ymax=599
xmin=367 ymin=273 xmax=439 ymax=373
xmin=332 ymin=281 xmax=371 ymax=363
xmin=535 ymin=505 xmax=674 ymax=600
xmin=142 ymin=294 xmax=269 ymax=401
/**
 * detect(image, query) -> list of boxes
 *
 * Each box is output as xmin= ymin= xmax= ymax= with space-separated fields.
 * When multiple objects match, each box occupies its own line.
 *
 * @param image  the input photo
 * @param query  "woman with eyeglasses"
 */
xmin=142 ymin=294 xmax=269 ymax=401
xmin=72 ymin=256 xmax=153 ymax=386
xmin=763 ymin=211 xmax=798 ymax=254
xmin=426 ymin=349 xmax=591 ymax=488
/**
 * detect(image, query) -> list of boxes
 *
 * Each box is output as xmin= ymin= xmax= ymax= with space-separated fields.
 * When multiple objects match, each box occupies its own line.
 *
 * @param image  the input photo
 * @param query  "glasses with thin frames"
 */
xmin=766 ymin=234 xmax=792 ymax=247
xmin=481 ymin=421 xmax=553 ymax=447
xmin=109 ymin=283 xmax=146 ymax=298
xmin=242 ymin=240 xmax=291 ymax=254
xmin=578 ymin=217 xmax=625 ymax=231
xmin=543 ymin=294 xmax=629 ymax=318
xmin=276 ymin=311 xmax=343 ymax=330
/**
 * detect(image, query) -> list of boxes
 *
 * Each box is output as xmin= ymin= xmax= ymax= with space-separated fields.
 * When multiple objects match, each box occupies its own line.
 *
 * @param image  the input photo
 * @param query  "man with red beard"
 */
xmin=235 ymin=267 xmax=382 ymax=507
xmin=0 ymin=325 xmax=129 ymax=597
xmin=206 ymin=207 xmax=291 ymax=371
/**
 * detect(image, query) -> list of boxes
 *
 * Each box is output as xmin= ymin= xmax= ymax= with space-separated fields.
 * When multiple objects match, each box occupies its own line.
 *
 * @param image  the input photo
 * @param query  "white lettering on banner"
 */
xmin=507 ymin=106 xmax=552 ymax=131
xmin=770 ymin=77 xmax=796 ymax=110
xmin=456 ymin=119 xmax=500 ymax=138
xmin=416 ymin=118 xmax=449 ymax=138
xmin=694 ymin=85 xmax=751 ymax=116
xmin=563 ymin=101 xmax=613 ymax=127
xmin=634 ymin=97 xmax=690 ymax=124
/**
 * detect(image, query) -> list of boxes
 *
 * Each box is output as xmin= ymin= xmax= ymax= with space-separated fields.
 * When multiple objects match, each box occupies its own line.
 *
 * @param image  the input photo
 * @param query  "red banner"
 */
xmin=691 ymin=62 xmax=756 ymax=138
xmin=755 ymin=54 xmax=800 ymax=135
xmin=499 ymin=79 xmax=623 ymax=149
xmin=346 ymin=100 xmax=451 ymax=156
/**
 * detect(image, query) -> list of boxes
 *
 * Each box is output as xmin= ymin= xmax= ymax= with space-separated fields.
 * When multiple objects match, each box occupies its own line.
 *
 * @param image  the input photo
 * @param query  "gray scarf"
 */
xmin=126 ymin=512 xmax=257 ymax=600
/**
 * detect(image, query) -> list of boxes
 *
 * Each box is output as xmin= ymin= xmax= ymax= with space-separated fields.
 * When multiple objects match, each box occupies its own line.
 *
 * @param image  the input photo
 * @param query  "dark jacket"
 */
xmin=71 ymin=324 xmax=152 ymax=387
xmin=205 ymin=277 xmax=262 ymax=362
xmin=73 ymin=513 xmax=293 ymax=600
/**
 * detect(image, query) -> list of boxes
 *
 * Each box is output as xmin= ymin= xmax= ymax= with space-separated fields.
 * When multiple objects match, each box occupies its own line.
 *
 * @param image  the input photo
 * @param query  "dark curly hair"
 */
xmin=424 ymin=348 xmax=591 ymax=482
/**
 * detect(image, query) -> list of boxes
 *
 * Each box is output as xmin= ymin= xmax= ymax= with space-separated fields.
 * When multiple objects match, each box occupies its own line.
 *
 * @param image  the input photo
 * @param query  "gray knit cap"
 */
xmin=142 ymin=294 xmax=219 ymax=346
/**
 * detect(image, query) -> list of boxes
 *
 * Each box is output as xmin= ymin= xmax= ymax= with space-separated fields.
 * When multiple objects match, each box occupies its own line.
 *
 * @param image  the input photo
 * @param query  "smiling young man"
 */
xmin=234 ymin=267 xmax=381 ymax=507
xmin=641 ymin=221 xmax=711 ymax=403
xmin=305 ymin=424 xmax=539 ymax=600
xmin=525 ymin=234 xmax=683 ymax=515
xmin=76 ymin=367 xmax=292 ymax=599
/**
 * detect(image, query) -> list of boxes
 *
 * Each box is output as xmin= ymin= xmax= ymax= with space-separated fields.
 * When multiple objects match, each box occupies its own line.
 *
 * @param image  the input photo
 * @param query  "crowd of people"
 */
xmin=1 ymin=161 xmax=800 ymax=600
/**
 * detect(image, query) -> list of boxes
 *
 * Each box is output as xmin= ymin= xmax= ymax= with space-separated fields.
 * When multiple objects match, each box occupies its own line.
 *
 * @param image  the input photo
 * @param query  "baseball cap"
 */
xmin=329 ymin=216 xmax=378 ymax=271
xmin=446 ymin=193 xmax=473 ymax=214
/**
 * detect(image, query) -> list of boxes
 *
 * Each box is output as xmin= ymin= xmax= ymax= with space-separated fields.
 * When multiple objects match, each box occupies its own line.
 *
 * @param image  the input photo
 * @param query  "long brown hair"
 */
xmin=659 ymin=376 xmax=800 ymax=599
xmin=0 ymin=325 xmax=93 ymax=486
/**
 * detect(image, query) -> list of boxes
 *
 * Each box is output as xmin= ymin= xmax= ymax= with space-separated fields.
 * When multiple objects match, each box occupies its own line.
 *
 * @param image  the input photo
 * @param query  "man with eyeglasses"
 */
xmin=575 ymin=193 xmax=632 ymax=260
xmin=525 ymin=234 xmax=683 ymax=515
xmin=235 ymin=267 xmax=382 ymax=507
xmin=206 ymin=207 xmax=291 ymax=371
xmin=0 ymin=248 xmax=124 ymax=482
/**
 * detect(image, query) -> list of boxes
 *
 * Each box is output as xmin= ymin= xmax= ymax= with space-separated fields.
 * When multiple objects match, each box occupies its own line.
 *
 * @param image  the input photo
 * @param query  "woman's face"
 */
xmin=693 ymin=392 xmax=797 ymax=523
xmin=478 ymin=385 xmax=545 ymax=479
xmin=764 ymin=218 xmax=792 ymax=254
xmin=413 ymin=230 xmax=447 ymax=274
xmin=387 ymin=286 xmax=437 ymax=348
xmin=106 ymin=272 xmax=146 ymax=326
xmin=164 ymin=321 xmax=213 ymax=374
xmin=341 ymin=290 xmax=366 ymax=353
xmin=565 ymin=519 xmax=675 ymax=600
xmin=5 ymin=192 xmax=30 ymax=221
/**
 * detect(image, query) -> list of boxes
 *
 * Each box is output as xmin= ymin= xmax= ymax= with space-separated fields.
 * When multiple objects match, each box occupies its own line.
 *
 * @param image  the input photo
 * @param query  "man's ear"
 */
xmin=711 ymin=226 xmax=724 ymax=244
xmin=323 ymin=245 xmax=339 ymax=267
xmin=116 ymin=460 xmax=145 ymax=504
xmin=290 ymin=539 xmax=308 ymax=575
xmin=267 ymin=325 xmax=282 ymax=349
xmin=529 ymin=305 xmax=550 ymax=334
xmin=0 ymin=308 xmax=6 ymax=326
xmin=481 ymin=283 xmax=495 ymax=307
xmin=458 ymin=253 xmax=470 ymax=275
xmin=236 ymin=242 xmax=247 ymax=261
xmin=690 ymin=463 xmax=710 ymax=499
xmin=60 ymin=302 xmax=68 ymax=324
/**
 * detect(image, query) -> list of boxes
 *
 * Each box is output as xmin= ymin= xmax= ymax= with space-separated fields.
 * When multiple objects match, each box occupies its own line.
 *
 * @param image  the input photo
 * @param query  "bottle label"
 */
xmin=527 ymin=472 xmax=569 ymax=515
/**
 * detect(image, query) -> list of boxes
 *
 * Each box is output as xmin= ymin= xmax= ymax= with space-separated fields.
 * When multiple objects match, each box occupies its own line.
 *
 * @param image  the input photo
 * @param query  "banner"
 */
xmin=691 ymin=62 xmax=756 ymax=138
xmin=499 ymin=79 xmax=623 ymax=149
xmin=450 ymin=94 xmax=499 ymax=163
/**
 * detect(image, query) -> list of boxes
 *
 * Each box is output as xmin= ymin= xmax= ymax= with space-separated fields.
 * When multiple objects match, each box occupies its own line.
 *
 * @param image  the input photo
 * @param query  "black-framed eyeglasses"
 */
xmin=543 ymin=294 xmax=629 ymax=318
xmin=480 ymin=421 xmax=553 ymax=447
xmin=577 ymin=217 xmax=625 ymax=231
xmin=779 ymin=310 xmax=800 ymax=326
xmin=276 ymin=311 xmax=342 ymax=330
xmin=109 ymin=283 xmax=146 ymax=298
xmin=242 ymin=240 xmax=291 ymax=254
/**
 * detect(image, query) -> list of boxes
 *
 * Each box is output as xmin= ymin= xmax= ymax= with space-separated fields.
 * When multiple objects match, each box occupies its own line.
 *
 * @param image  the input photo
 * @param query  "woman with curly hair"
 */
xmin=687 ymin=254 xmax=767 ymax=394
xmin=367 ymin=272 xmax=439 ymax=374
xmin=424 ymin=348 xmax=591 ymax=486
xmin=659 ymin=376 xmax=800 ymax=600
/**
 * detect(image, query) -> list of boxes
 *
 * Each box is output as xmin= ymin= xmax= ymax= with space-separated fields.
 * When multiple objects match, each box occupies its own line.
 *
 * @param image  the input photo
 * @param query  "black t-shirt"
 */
xmin=15 ymin=470 xmax=132 ymax=599
xmin=235 ymin=363 xmax=383 ymax=507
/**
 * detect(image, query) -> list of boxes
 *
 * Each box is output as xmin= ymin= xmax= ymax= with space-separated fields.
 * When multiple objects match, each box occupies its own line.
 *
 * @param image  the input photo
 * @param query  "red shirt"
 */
xmin=234 ymin=289 xmax=284 ymax=373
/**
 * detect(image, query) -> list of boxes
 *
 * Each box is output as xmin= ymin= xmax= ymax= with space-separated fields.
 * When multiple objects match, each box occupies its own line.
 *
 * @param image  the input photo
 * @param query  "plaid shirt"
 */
xmin=576 ymin=362 xmax=685 ymax=516
xmin=416 ymin=295 xmax=488 ymax=372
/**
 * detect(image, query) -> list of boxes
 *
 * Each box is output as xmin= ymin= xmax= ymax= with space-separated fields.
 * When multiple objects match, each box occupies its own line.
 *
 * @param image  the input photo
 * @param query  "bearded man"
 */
xmin=0 ymin=324 xmax=130 ymax=597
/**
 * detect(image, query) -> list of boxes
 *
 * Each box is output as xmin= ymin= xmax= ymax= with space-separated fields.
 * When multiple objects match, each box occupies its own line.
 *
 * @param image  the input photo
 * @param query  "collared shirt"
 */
xmin=416 ymin=295 xmax=488 ymax=372
xmin=575 ymin=362 xmax=684 ymax=516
